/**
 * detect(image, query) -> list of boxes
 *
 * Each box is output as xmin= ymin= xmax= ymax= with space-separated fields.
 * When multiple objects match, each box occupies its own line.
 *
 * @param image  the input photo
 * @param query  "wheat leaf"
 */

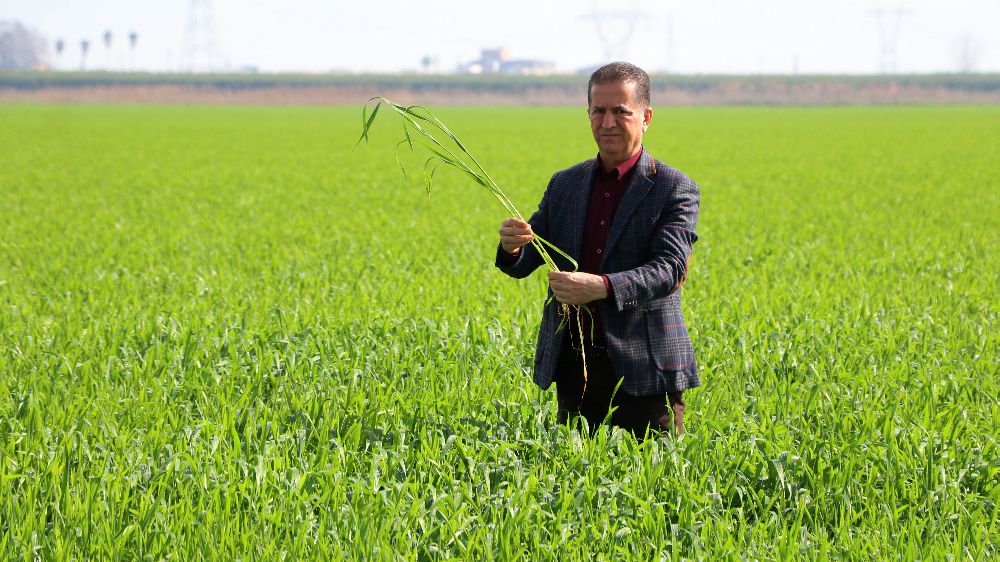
xmin=356 ymin=98 xmax=382 ymax=147
xmin=424 ymin=164 xmax=438 ymax=196
xmin=394 ymin=140 xmax=410 ymax=179
xmin=358 ymin=96 xmax=576 ymax=273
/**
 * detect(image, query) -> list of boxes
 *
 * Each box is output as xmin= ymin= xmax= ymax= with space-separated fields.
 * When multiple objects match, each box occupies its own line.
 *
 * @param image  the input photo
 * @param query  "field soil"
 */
xmin=3 ymin=80 xmax=999 ymax=105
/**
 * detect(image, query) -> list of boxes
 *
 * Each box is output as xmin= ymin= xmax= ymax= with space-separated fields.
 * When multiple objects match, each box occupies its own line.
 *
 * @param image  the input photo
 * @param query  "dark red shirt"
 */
xmin=572 ymin=148 xmax=643 ymax=347
xmin=581 ymin=149 xmax=643 ymax=275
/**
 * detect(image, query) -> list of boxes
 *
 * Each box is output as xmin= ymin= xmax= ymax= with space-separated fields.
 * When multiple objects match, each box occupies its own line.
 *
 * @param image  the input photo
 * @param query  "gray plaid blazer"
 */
xmin=496 ymin=149 xmax=700 ymax=396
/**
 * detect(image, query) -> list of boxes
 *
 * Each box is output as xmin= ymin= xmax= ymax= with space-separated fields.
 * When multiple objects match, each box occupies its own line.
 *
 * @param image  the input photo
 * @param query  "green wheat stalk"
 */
xmin=358 ymin=97 xmax=577 ymax=273
xmin=358 ymin=97 xmax=593 ymax=400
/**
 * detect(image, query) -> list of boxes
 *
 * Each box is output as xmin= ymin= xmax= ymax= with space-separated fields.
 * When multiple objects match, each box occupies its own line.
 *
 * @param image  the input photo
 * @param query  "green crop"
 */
xmin=0 ymin=105 xmax=996 ymax=560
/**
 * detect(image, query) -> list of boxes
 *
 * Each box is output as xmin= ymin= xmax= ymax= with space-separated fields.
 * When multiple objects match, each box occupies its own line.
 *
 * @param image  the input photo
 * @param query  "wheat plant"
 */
xmin=358 ymin=97 xmax=596 ymax=399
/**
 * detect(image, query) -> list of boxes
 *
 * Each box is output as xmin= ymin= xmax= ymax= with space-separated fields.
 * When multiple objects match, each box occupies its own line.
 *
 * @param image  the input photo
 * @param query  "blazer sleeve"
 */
xmin=604 ymin=173 xmax=700 ymax=311
xmin=494 ymin=174 xmax=555 ymax=279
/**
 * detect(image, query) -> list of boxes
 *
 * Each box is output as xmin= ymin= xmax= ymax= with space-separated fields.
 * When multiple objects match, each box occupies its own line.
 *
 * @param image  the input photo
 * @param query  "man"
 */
xmin=495 ymin=62 xmax=700 ymax=438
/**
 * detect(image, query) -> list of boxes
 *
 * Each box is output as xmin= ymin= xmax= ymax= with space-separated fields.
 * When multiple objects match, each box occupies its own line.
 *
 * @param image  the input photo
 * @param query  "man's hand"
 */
xmin=548 ymin=271 xmax=608 ymax=305
xmin=499 ymin=218 xmax=534 ymax=255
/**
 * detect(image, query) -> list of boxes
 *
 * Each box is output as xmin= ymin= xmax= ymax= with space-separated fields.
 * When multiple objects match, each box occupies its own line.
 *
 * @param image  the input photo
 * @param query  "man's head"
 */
xmin=588 ymin=61 xmax=650 ymax=108
xmin=587 ymin=62 xmax=653 ymax=168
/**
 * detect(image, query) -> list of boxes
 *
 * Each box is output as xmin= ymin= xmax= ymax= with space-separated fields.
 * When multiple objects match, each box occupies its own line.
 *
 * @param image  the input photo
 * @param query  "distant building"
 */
xmin=501 ymin=59 xmax=556 ymax=76
xmin=459 ymin=48 xmax=554 ymax=75
xmin=479 ymin=48 xmax=507 ymax=73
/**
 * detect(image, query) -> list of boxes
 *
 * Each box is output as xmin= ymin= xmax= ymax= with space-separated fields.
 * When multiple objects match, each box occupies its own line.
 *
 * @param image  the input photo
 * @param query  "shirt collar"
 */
xmin=596 ymin=146 xmax=643 ymax=179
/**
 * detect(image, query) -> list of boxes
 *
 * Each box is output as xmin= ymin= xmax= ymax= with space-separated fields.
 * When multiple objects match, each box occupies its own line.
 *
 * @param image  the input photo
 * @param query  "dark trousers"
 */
xmin=554 ymin=343 xmax=684 ymax=439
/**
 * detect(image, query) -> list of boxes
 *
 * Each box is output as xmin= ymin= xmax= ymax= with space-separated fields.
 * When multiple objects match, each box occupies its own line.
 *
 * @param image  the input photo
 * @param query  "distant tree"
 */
xmin=103 ymin=30 xmax=113 ymax=70
xmin=128 ymin=31 xmax=138 ymax=70
xmin=53 ymin=37 xmax=65 ymax=70
xmin=0 ymin=20 xmax=49 ymax=69
xmin=80 ymin=39 xmax=90 ymax=70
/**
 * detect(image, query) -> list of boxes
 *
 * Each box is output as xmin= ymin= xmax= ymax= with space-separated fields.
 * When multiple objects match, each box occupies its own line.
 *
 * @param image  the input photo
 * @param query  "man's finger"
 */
xmin=501 ymin=218 xmax=530 ymax=229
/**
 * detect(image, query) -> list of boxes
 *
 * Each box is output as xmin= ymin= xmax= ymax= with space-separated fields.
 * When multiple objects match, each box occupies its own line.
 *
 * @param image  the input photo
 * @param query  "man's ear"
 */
xmin=643 ymin=107 xmax=653 ymax=129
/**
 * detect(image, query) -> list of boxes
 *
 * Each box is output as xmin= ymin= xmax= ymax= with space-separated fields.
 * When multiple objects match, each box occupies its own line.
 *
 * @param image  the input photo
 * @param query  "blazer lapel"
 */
xmin=566 ymin=160 xmax=596 ymax=265
xmin=602 ymin=150 xmax=655 ymax=268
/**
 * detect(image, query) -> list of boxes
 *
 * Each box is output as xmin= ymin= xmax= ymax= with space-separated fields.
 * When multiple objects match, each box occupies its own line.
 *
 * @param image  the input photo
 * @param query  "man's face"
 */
xmin=588 ymin=80 xmax=653 ymax=167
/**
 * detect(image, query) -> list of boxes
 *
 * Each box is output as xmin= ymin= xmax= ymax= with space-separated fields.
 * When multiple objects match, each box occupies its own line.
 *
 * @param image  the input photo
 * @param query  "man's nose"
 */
xmin=602 ymin=112 xmax=617 ymax=129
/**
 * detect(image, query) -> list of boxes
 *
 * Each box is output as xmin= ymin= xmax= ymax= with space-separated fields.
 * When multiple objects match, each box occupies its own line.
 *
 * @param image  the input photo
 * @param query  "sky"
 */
xmin=3 ymin=0 xmax=998 ymax=74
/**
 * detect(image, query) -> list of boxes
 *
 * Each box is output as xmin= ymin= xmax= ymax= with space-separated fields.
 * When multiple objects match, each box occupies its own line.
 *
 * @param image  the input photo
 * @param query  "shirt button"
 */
xmin=604 ymin=192 xmax=610 ymax=198
xmin=596 ymin=249 xmax=602 ymax=254
xmin=600 ymin=220 xmax=606 ymax=226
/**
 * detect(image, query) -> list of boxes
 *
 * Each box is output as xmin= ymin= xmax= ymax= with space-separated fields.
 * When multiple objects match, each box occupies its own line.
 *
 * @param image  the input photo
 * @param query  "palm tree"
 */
xmin=80 ymin=39 xmax=90 ymax=70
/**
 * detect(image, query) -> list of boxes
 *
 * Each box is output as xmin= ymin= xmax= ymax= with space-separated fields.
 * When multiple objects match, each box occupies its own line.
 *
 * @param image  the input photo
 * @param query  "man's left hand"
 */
xmin=547 ymin=271 xmax=608 ymax=305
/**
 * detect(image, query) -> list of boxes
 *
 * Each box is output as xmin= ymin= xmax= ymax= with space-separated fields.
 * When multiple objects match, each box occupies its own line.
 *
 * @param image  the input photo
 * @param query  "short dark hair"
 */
xmin=588 ymin=61 xmax=651 ymax=108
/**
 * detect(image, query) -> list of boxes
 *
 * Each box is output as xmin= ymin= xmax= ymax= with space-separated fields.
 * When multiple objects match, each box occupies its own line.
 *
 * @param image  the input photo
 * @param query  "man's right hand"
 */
xmin=499 ymin=218 xmax=534 ymax=255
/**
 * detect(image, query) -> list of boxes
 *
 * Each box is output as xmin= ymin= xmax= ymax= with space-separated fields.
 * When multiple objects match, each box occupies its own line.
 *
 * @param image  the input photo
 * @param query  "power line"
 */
xmin=870 ymin=6 xmax=911 ymax=74
xmin=584 ymin=0 xmax=646 ymax=62
xmin=181 ymin=0 xmax=222 ymax=72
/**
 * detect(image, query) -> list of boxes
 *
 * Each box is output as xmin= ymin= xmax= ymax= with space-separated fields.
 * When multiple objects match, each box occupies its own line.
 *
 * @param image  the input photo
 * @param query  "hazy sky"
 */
xmin=4 ymin=0 xmax=997 ymax=74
